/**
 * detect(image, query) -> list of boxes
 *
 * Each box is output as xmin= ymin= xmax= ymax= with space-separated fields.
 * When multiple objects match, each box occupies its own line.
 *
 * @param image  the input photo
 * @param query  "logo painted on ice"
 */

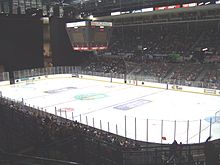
xmin=75 ymin=93 xmax=107 ymax=100
xmin=60 ymin=108 xmax=75 ymax=112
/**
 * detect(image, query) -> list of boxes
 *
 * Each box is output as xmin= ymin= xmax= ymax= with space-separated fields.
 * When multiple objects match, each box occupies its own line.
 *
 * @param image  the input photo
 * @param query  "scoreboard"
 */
xmin=66 ymin=21 xmax=112 ymax=51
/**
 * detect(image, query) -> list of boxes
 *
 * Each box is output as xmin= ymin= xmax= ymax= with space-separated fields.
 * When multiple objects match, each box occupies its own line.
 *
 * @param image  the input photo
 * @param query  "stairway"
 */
xmin=195 ymin=67 xmax=209 ymax=82
xmin=189 ymin=31 xmax=206 ymax=52
xmin=163 ymin=64 xmax=177 ymax=80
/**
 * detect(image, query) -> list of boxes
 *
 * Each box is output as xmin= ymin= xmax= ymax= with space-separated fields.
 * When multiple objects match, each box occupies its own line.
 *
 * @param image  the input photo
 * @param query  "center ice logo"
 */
xmin=75 ymin=93 xmax=107 ymax=100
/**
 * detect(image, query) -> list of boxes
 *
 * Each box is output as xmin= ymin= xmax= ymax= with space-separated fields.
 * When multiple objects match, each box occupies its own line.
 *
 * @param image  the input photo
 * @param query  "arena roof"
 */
xmin=42 ymin=0 xmax=218 ymax=16
xmin=43 ymin=0 xmax=217 ymax=6
xmin=0 ymin=0 xmax=218 ymax=18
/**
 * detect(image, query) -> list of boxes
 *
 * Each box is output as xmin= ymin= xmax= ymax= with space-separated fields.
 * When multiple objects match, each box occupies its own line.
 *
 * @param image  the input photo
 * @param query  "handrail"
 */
xmin=0 ymin=151 xmax=80 ymax=165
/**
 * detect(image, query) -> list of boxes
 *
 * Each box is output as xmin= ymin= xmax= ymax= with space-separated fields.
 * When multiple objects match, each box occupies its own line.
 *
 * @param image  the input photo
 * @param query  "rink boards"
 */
xmin=0 ymin=73 xmax=219 ymax=96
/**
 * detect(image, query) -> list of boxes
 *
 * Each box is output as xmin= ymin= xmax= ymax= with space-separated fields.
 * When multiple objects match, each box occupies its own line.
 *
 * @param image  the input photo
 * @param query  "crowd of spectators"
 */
xmin=202 ymin=64 xmax=220 ymax=85
xmin=113 ymin=9 xmax=220 ymax=27
xmin=106 ymin=22 xmax=220 ymax=57
xmin=168 ymin=63 xmax=204 ymax=81
xmin=82 ymin=56 xmax=126 ymax=74
xmin=141 ymin=60 xmax=173 ymax=78
xmin=80 ymin=21 xmax=220 ymax=89
xmin=81 ymin=55 xmax=220 ymax=88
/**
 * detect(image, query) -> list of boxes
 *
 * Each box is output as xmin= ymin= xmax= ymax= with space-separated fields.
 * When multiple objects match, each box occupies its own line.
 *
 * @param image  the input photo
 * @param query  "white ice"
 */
xmin=0 ymin=77 xmax=219 ymax=144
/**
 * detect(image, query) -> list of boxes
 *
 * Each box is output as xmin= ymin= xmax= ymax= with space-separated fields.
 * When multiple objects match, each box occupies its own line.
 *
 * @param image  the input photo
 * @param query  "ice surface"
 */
xmin=0 ymin=78 xmax=219 ymax=144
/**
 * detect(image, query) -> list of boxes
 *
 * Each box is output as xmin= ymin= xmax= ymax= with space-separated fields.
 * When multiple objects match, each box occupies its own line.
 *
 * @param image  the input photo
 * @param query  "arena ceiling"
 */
xmin=43 ymin=0 xmax=216 ymax=6
xmin=42 ymin=0 xmax=217 ymax=15
xmin=0 ymin=0 xmax=217 ymax=17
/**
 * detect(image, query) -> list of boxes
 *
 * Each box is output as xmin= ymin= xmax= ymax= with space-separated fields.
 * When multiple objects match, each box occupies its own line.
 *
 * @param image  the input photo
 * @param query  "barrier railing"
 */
xmin=0 ymin=151 xmax=80 ymax=165
xmin=0 ymin=66 xmax=215 ymax=90
xmin=0 ymin=72 xmax=9 ymax=82
xmin=74 ymin=114 xmax=218 ymax=144
xmin=13 ymin=66 xmax=81 ymax=79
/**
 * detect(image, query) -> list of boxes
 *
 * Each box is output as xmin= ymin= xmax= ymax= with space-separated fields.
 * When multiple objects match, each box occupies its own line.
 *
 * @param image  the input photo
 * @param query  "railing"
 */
xmin=0 ymin=151 xmax=80 ymax=165
xmin=0 ymin=72 xmax=9 ymax=82
xmin=123 ymin=144 xmax=206 ymax=165
xmin=13 ymin=66 xmax=81 ymax=79
xmin=127 ymin=74 xmax=220 ymax=89
xmin=6 ymin=66 xmax=218 ymax=89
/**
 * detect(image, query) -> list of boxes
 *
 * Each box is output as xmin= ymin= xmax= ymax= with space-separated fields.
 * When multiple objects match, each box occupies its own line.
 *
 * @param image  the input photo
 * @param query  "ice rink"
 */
xmin=0 ymin=77 xmax=220 ymax=144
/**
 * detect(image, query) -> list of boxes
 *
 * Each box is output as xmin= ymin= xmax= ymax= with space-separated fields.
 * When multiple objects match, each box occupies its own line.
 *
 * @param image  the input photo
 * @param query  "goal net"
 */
xmin=215 ymin=110 xmax=220 ymax=123
xmin=26 ymin=78 xmax=35 ymax=85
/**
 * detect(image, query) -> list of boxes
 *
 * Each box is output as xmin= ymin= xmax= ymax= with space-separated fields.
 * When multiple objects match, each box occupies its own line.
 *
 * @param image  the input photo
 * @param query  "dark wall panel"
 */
xmin=0 ymin=15 xmax=44 ymax=72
